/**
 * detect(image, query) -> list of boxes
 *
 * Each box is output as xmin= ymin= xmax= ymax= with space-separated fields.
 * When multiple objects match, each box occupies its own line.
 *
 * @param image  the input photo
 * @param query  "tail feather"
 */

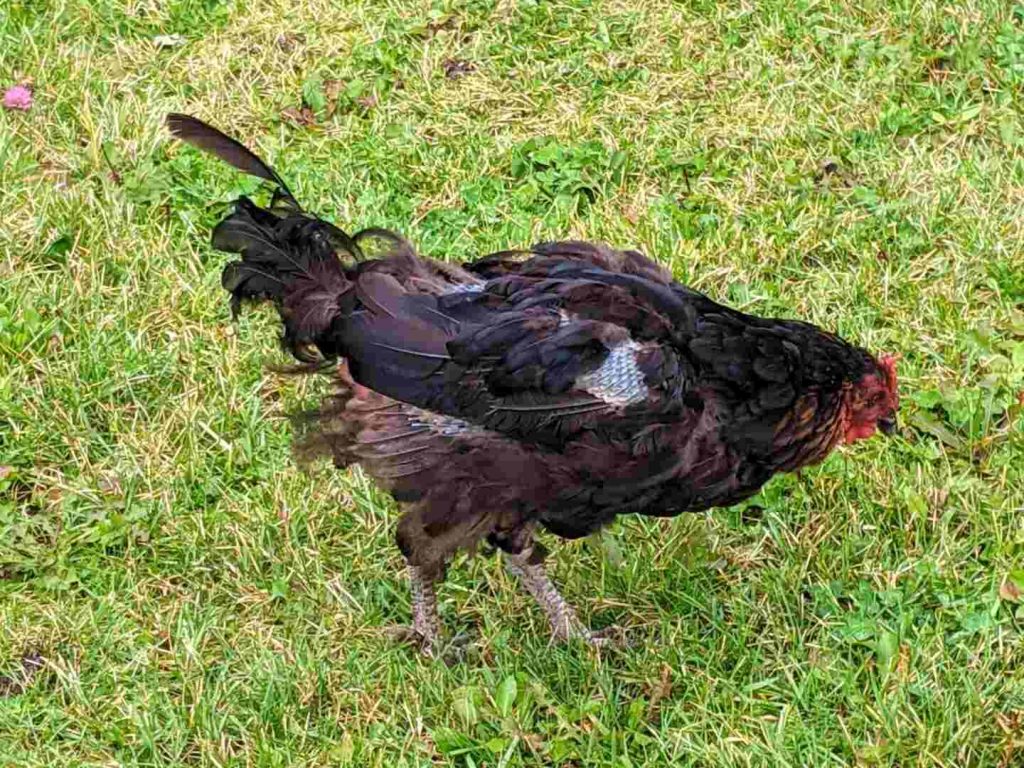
xmin=167 ymin=114 xmax=359 ymax=360
xmin=167 ymin=113 xmax=427 ymax=366
xmin=166 ymin=113 xmax=298 ymax=208
xmin=212 ymin=197 xmax=355 ymax=359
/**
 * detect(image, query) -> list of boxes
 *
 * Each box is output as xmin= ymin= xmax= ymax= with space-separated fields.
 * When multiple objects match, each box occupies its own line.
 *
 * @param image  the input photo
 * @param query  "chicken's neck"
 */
xmin=769 ymin=386 xmax=849 ymax=472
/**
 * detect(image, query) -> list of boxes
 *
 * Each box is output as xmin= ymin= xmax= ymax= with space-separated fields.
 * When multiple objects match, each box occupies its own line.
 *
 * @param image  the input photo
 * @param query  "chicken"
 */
xmin=167 ymin=114 xmax=900 ymax=655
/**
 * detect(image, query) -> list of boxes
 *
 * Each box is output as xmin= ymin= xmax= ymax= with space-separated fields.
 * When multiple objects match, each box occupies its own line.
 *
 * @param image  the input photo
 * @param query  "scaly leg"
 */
xmin=505 ymin=548 xmax=615 ymax=645
xmin=406 ymin=564 xmax=441 ymax=656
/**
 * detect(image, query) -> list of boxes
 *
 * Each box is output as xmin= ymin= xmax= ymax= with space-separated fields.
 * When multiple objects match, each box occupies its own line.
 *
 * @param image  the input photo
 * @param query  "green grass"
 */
xmin=2 ymin=0 xmax=1024 ymax=765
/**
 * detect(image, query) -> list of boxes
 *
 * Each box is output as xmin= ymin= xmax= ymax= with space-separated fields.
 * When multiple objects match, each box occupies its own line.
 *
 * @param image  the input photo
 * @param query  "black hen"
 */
xmin=168 ymin=114 xmax=899 ymax=654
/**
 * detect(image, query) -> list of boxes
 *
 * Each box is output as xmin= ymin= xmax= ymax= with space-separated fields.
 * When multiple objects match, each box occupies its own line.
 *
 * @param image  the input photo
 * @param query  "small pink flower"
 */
xmin=3 ymin=85 xmax=33 ymax=111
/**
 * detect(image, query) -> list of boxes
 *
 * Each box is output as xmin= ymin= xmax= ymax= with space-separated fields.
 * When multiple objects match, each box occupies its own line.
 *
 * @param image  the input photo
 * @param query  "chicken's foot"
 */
xmin=390 ymin=564 xmax=441 ymax=657
xmin=505 ymin=548 xmax=618 ymax=646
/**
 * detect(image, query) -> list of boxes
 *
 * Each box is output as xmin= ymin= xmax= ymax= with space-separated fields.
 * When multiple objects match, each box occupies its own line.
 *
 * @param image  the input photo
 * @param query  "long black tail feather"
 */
xmin=166 ymin=113 xmax=299 ymax=208
xmin=167 ymin=114 xmax=363 ymax=361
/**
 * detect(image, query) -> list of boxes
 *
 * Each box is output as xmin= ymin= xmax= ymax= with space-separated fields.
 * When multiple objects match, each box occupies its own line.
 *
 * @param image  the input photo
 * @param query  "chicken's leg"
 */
xmin=505 ymin=548 xmax=611 ymax=645
xmin=406 ymin=564 xmax=441 ymax=656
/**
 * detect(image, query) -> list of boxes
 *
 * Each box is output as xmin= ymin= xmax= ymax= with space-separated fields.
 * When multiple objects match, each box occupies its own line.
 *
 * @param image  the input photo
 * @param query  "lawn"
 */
xmin=2 ymin=0 xmax=1024 ymax=765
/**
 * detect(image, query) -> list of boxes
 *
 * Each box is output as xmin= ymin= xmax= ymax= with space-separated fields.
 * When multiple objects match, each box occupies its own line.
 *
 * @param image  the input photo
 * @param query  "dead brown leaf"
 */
xmin=281 ymin=106 xmax=316 ymax=127
xmin=324 ymin=79 xmax=343 ymax=116
xmin=1000 ymin=577 xmax=1022 ymax=603
xmin=651 ymin=663 xmax=672 ymax=700
xmin=644 ymin=663 xmax=673 ymax=723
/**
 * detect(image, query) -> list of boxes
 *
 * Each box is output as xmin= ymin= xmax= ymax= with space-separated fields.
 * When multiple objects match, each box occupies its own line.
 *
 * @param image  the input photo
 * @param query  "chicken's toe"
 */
xmin=582 ymin=624 xmax=629 ymax=649
xmin=386 ymin=624 xmax=438 ymax=658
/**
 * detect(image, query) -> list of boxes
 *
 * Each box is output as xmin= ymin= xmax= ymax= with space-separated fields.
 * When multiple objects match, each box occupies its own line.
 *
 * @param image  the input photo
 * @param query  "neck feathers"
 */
xmin=770 ymin=386 xmax=849 ymax=471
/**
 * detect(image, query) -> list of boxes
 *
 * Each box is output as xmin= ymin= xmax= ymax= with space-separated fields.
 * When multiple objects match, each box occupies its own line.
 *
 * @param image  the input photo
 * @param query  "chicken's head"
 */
xmin=845 ymin=354 xmax=899 ymax=443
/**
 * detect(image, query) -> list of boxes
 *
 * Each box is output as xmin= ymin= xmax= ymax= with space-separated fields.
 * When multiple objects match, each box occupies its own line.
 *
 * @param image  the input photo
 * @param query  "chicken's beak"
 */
xmin=878 ymin=414 xmax=898 ymax=436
